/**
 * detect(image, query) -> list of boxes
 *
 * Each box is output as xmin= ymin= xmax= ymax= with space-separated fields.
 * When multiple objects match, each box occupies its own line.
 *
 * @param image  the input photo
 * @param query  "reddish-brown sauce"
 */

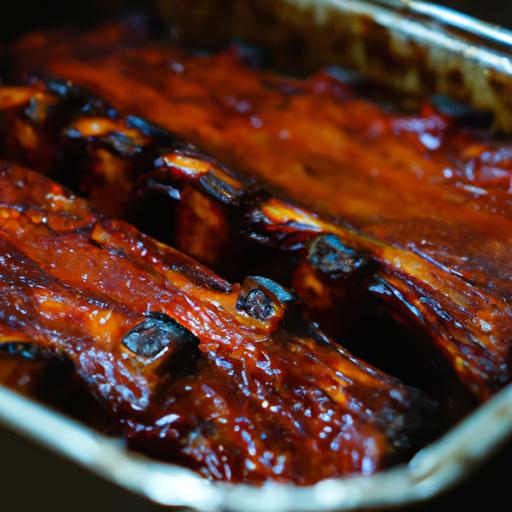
xmin=0 ymin=161 xmax=435 ymax=483
xmin=5 ymin=21 xmax=512 ymax=398
xmin=0 ymin=19 xmax=510 ymax=483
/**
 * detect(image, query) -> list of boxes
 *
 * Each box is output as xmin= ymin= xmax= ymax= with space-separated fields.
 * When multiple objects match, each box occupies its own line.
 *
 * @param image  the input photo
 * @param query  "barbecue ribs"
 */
xmin=0 ymin=161 xmax=436 ymax=483
xmin=1 ymin=60 xmax=511 ymax=400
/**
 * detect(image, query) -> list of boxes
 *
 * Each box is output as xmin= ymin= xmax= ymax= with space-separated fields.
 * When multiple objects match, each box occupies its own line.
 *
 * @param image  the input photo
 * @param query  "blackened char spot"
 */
xmin=308 ymin=234 xmax=373 ymax=281
xmin=236 ymin=275 xmax=297 ymax=321
xmin=122 ymin=312 xmax=200 ymax=363
xmin=243 ymin=275 xmax=296 ymax=304
xmin=126 ymin=115 xmax=167 ymax=139
xmin=102 ymin=131 xmax=143 ymax=158
xmin=198 ymin=172 xmax=245 ymax=206
xmin=45 ymin=77 xmax=91 ymax=100
xmin=170 ymin=260 xmax=233 ymax=294
xmin=44 ymin=77 xmax=114 ymax=117
xmin=236 ymin=288 xmax=274 ymax=321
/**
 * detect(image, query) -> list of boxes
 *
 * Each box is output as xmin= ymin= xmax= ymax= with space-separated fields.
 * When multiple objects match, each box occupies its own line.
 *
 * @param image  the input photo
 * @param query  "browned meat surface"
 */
xmin=2 ymin=43 xmax=512 ymax=400
xmin=0 ymin=160 xmax=436 ymax=483
xmin=0 ymin=20 xmax=510 ymax=485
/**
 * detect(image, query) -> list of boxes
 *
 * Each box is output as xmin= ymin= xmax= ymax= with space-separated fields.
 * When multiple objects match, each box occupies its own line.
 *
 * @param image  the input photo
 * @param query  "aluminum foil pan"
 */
xmin=2 ymin=1 xmax=512 ymax=510
xmin=157 ymin=0 xmax=512 ymax=130
xmin=0 ymin=382 xmax=511 ymax=511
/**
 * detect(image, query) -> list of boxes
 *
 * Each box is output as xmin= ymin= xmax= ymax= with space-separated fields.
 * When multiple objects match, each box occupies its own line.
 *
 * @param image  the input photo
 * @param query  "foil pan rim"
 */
xmin=0 ymin=383 xmax=511 ymax=511
xmin=2 ymin=1 xmax=512 ymax=510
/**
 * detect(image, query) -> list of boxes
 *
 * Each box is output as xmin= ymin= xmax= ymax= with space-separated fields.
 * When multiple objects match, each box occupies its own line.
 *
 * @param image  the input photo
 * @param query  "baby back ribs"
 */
xmin=0 ymin=160 xmax=436 ymax=483
xmin=1 ymin=53 xmax=511 ymax=402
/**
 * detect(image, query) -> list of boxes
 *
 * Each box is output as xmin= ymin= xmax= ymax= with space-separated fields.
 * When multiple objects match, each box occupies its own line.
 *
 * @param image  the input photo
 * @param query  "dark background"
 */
xmin=1 ymin=0 xmax=512 ymax=42
xmin=443 ymin=0 xmax=512 ymax=25
xmin=441 ymin=0 xmax=512 ymax=25
xmin=1 ymin=1 xmax=511 ymax=511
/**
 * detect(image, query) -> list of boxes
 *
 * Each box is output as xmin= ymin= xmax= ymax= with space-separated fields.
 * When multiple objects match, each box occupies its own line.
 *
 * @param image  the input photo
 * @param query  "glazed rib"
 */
xmin=0 ymin=161 xmax=435 ymax=483
xmin=2 ymin=42 xmax=512 ymax=402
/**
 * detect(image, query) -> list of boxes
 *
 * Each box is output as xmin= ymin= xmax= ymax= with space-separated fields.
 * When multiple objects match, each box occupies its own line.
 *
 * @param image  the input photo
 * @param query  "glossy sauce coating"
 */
xmin=0 ymin=162 xmax=435 ymax=483
xmin=5 ymin=20 xmax=512 ymax=398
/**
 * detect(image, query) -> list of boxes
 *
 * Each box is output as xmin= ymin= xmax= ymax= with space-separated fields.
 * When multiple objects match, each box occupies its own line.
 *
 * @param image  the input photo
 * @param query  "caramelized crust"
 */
xmin=0 ymin=161 xmax=435 ymax=483
xmin=2 ymin=56 xmax=512 ymax=400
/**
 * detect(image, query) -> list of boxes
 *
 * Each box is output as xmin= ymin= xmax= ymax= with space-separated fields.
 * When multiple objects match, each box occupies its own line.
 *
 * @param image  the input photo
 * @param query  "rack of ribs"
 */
xmin=0 ymin=160 xmax=436 ymax=483
xmin=2 ymin=29 xmax=512 ymax=401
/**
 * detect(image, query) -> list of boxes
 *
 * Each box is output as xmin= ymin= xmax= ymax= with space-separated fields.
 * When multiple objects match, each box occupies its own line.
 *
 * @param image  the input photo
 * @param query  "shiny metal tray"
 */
xmin=2 ymin=1 xmax=512 ymax=510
